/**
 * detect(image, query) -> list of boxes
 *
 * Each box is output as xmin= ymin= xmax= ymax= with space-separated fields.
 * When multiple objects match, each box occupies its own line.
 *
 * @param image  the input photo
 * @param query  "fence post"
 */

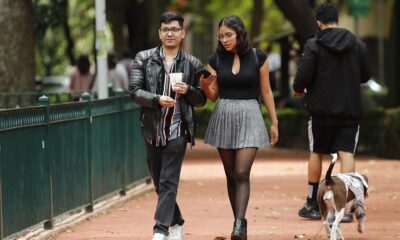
xmin=0 ymin=137 xmax=3 ymax=239
xmin=115 ymin=90 xmax=127 ymax=196
xmin=81 ymin=92 xmax=94 ymax=213
xmin=39 ymin=95 xmax=54 ymax=230
xmin=0 ymin=110 xmax=3 ymax=239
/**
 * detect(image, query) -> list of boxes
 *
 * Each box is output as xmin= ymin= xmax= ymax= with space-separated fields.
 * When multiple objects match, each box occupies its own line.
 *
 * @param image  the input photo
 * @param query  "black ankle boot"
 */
xmin=231 ymin=218 xmax=247 ymax=240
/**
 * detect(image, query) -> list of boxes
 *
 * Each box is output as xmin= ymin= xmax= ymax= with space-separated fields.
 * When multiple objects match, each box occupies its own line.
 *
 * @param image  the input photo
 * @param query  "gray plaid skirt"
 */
xmin=204 ymin=99 xmax=269 ymax=149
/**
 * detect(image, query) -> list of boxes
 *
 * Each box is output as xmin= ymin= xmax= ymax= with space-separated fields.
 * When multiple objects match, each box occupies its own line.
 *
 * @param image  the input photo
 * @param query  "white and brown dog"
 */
xmin=317 ymin=154 xmax=369 ymax=240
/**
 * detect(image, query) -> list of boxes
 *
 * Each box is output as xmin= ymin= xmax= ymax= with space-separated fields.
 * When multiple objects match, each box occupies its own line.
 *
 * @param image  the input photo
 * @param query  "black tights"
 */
xmin=217 ymin=147 xmax=258 ymax=219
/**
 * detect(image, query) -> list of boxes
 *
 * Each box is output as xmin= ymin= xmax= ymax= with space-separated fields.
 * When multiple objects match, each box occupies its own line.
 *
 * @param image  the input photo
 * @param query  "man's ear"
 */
xmin=181 ymin=29 xmax=186 ymax=39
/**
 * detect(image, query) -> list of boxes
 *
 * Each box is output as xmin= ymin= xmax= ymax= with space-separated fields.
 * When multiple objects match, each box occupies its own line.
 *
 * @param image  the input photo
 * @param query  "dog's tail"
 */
xmin=325 ymin=153 xmax=338 ymax=186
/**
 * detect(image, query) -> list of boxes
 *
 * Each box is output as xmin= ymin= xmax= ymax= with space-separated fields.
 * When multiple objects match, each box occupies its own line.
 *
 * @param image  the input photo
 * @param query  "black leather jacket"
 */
xmin=129 ymin=46 xmax=206 ymax=146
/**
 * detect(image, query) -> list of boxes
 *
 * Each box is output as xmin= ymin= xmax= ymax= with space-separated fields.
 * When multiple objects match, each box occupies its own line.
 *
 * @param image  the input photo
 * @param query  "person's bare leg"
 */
xmin=308 ymin=152 xmax=323 ymax=182
xmin=338 ymin=151 xmax=355 ymax=173
xmin=299 ymin=152 xmax=324 ymax=219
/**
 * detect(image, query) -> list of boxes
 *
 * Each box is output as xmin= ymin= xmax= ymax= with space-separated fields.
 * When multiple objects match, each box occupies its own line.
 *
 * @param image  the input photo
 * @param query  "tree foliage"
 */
xmin=31 ymin=0 xmax=291 ymax=76
xmin=183 ymin=0 xmax=287 ymax=44
xmin=33 ymin=0 xmax=170 ymax=76
xmin=273 ymin=0 xmax=317 ymax=48
xmin=106 ymin=0 xmax=170 ymax=56
xmin=33 ymin=0 xmax=95 ymax=76
xmin=25 ymin=0 xmax=399 ymax=108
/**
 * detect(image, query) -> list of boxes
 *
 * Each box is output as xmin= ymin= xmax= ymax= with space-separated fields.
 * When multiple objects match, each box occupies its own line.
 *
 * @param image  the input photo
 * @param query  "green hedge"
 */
xmin=195 ymin=104 xmax=400 ymax=159
xmin=360 ymin=108 xmax=400 ymax=159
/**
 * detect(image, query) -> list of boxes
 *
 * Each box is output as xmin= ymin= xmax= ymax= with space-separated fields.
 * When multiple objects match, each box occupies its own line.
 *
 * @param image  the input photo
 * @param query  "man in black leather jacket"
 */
xmin=293 ymin=3 xmax=371 ymax=222
xmin=129 ymin=12 xmax=206 ymax=240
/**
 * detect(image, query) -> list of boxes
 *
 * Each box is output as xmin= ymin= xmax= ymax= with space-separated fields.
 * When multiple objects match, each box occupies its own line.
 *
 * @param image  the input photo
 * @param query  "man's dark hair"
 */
xmin=316 ymin=3 xmax=339 ymax=24
xmin=160 ymin=12 xmax=184 ymax=28
xmin=217 ymin=15 xmax=251 ymax=56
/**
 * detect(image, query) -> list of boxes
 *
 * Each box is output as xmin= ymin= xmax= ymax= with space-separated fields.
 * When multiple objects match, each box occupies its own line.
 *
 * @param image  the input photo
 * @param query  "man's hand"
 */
xmin=159 ymin=96 xmax=176 ymax=108
xmin=294 ymin=91 xmax=305 ymax=97
xmin=172 ymin=82 xmax=189 ymax=94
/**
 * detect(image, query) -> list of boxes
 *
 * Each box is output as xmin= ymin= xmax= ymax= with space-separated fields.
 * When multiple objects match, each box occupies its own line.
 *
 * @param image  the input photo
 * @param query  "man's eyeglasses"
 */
xmin=160 ymin=27 xmax=182 ymax=34
xmin=217 ymin=33 xmax=236 ymax=41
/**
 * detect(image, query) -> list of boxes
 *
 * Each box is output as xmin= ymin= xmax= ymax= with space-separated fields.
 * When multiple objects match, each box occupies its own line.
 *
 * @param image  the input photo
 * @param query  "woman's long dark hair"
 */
xmin=76 ymin=54 xmax=91 ymax=75
xmin=216 ymin=15 xmax=251 ymax=56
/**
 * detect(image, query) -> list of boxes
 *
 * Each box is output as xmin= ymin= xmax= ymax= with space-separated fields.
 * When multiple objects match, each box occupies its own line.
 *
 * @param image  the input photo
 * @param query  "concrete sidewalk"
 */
xmin=49 ymin=141 xmax=400 ymax=240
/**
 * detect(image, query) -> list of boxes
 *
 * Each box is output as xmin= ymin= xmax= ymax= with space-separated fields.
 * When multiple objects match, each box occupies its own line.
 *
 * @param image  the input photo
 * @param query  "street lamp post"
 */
xmin=95 ymin=0 xmax=108 ymax=99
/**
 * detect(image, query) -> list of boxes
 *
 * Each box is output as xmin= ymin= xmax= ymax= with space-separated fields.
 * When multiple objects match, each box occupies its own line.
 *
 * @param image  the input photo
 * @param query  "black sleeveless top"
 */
xmin=208 ymin=48 xmax=267 ymax=100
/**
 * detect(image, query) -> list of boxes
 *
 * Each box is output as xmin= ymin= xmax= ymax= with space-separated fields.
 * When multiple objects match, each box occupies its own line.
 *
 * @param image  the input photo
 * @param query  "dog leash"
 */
xmin=312 ymin=222 xmax=325 ymax=240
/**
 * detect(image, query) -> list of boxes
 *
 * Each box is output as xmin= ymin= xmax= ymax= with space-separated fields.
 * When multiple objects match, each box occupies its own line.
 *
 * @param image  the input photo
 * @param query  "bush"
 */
xmin=273 ymin=108 xmax=308 ymax=149
xmin=195 ymin=103 xmax=400 ymax=159
xmin=358 ymin=108 xmax=386 ymax=155
xmin=195 ymin=102 xmax=310 ymax=149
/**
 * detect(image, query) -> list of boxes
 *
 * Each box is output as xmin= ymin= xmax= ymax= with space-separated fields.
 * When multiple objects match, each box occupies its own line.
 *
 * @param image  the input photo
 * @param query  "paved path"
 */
xmin=50 ymin=141 xmax=400 ymax=240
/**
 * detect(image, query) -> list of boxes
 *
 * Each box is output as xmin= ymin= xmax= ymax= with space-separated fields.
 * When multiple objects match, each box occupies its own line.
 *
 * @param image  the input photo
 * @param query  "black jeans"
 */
xmin=145 ymin=136 xmax=187 ymax=235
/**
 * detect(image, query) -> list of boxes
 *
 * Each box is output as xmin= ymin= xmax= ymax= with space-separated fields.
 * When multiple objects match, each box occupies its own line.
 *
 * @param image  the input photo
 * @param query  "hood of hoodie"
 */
xmin=317 ymin=28 xmax=356 ymax=53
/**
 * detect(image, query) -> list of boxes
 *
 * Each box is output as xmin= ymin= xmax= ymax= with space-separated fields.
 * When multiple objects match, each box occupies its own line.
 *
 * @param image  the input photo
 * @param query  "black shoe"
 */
xmin=231 ymin=218 xmax=247 ymax=240
xmin=298 ymin=202 xmax=321 ymax=220
xmin=341 ymin=213 xmax=354 ymax=223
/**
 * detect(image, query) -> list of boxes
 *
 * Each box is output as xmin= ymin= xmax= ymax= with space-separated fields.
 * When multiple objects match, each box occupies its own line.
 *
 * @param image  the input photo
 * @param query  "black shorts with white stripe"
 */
xmin=307 ymin=119 xmax=360 ymax=154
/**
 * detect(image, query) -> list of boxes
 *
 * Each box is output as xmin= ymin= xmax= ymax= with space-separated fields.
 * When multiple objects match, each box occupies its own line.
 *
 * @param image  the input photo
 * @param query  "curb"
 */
xmin=4 ymin=179 xmax=153 ymax=240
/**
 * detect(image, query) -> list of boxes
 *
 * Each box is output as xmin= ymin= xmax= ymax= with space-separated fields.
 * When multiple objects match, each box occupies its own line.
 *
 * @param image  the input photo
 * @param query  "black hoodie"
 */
xmin=293 ymin=28 xmax=371 ymax=125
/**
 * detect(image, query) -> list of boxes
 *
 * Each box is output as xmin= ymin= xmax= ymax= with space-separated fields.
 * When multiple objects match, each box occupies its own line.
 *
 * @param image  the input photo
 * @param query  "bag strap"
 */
xmin=253 ymin=48 xmax=259 ymax=68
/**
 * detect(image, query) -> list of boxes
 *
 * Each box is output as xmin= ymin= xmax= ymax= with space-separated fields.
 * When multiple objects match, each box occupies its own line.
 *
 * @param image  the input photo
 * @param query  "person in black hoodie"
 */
xmin=293 ymin=3 xmax=371 ymax=222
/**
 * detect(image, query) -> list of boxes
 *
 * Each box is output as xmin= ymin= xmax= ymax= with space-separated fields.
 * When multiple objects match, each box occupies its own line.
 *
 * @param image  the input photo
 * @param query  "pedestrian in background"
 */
xmin=69 ymin=54 xmax=94 ymax=100
xmin=107 ymin=52 xmax=129 ymax=92
xmin=119 ymin=48 xmax=133 ymax=78
xmin=293 ymin=3 xmax=371 ymax=222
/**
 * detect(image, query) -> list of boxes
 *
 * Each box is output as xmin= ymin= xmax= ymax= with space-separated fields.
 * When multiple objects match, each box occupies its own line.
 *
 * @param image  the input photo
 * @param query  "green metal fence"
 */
xmin=0 ymin=93 xmax=149 ymax=239
xmin=0 ymin=92 xmax=73 ymax=109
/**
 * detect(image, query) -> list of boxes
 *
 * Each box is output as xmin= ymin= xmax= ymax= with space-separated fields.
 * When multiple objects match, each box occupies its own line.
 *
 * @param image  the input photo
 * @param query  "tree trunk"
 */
xmin=0 ymin=0 xmax=35 ymax=92
xmin=387 ymin=0 xmax=400 ymax=107
xmin=273 ymin=0 xmax=317 ymax=48
xmin=144 ymin=0 xmax=170 ymax=48
xmin=250 ymin=0 xmax=264 ymax=46
xmin=279 ymin=36 xmax=290 ymax=101
xmin=106 ymin=0 xmax=170 ymax=56
xmin=127 ymin=0 xmax=149 ymax=55
xmin=60 ymin=0 xmax=75 ymax=65
xmin=106 ymin=0 xmax=128 ymax=57
xmin=126 ymin=0 xmax=170 ymax=55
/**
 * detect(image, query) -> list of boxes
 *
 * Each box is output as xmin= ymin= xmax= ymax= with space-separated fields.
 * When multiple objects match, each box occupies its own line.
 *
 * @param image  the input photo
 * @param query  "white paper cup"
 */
xmin=170 ymin=72 xmax=183 ymax=90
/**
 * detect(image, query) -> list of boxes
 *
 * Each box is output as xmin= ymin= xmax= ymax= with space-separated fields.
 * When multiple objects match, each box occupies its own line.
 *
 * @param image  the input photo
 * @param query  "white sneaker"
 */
xmin=152 ymin=233 xmax=168 ymax=240
xmin=169 ymin=224 xmax=184 ymax=240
